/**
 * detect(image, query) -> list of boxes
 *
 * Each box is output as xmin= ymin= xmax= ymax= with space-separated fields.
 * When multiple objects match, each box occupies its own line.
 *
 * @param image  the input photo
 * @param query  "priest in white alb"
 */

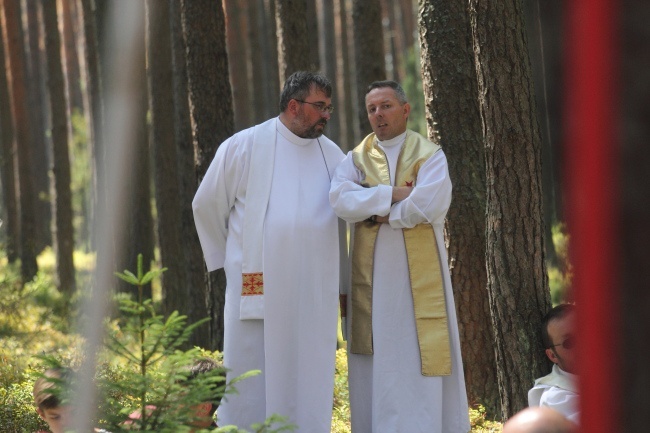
xmin=193 ymin=71 xmax=345 ymax=432
xmin=330 ymin=80 xmax=470 ymax=433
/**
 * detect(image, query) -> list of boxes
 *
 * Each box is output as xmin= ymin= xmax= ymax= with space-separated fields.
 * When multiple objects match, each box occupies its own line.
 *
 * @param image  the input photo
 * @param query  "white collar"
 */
xmin=377 ymin=131 xmax=407 ymax=148
xmin=277 ymin=117 xmax=316 ymax=147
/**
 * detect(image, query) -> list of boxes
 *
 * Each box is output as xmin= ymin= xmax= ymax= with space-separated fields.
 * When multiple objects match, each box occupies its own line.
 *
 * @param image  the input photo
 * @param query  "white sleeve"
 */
xmin=539 ymin=387 xmax=580 ymax=424
xmin=192 ymin=137 xmax=245 ymax=271
xmin=388 ymin=150 xmax=452 ymax=229
xmin=329 ymin=153 xmax=393 ymax=223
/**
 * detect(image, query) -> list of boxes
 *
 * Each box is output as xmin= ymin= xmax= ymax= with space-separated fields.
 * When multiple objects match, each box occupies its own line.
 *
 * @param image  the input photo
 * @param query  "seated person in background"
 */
xmin=126 ymin=357 xmax=225 ymax=431
xmin=503 ymin=407 xmax=578 ymax=433
xmin=528 ymin=304 xmax=579 ymax=424
xmin=33 ymin=367 xmax=75 ymax=433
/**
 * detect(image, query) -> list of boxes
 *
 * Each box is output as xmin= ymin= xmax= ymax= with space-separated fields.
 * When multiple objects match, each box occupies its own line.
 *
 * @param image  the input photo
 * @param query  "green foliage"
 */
xmin=402 ymin=46 xmax=427 ymax=137
xmin=469 ymin=405 xmax=503 ymax=432
xmin=0 ymin=380 xmax=49 ymax=433
xmin=548 ymin=223 xmax=573 ymax=304
xmin=331 ymin=349 xmax=350 ymax=433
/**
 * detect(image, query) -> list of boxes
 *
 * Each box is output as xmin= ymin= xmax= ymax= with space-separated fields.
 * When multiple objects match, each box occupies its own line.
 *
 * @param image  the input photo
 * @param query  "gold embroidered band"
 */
xmin=349 ymin=131 xmax=451 ymax=376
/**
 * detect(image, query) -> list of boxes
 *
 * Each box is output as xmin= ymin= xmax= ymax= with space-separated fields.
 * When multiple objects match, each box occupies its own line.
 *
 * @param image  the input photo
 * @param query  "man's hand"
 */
xmin=392 ymin=186 xmax=413 ymax=204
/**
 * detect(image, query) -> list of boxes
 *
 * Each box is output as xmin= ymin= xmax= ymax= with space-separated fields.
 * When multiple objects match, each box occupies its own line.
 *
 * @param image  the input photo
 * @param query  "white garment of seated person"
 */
xmin=528 ymin=364 xmax=579 ymax=424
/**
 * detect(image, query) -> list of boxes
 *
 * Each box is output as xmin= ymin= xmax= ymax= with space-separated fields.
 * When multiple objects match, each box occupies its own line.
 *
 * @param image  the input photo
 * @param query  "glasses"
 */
xmin=550 ymin=335 xmax=575 ymax=350
xmin=294 ymin=99 xmax=334 ymax=114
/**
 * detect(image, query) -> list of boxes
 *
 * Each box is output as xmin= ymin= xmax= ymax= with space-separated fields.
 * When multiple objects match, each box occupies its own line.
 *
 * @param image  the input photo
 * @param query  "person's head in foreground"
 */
xmin=503 ymin=407 xmax=578 ymax=433
xmin=181 ymin=357 xmax=225 ymax=429
xmin=279 ymin=70 xmax=333 ymax=139
xmin=365 ymin=80 xmax=411 ymax=141
xmin=542 ymin=303 xmax=577 ymax=374
xmin=33 ymin=367 xmax=75 ymax=433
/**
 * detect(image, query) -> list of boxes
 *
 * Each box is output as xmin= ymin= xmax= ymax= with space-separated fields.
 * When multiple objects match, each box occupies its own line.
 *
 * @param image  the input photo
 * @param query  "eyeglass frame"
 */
xmin=549 ymin=335 xmax=575 ymax=351
xmin=294 ymin=99 xmax=334 ymax=114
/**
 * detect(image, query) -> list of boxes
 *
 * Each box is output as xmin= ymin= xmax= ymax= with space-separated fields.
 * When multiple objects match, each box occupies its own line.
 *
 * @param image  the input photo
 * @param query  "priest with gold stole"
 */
xmin=330 ymin=81 xmax=470 ymax=433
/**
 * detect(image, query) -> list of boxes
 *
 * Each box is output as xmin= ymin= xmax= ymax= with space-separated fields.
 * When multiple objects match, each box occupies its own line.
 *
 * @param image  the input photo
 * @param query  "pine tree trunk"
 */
xmin=78 ymin=0 xmax=104 ymax=249
xmin=352 ymin=0 xmax=385 ymax=137
xmin=146 ymin=0 xmax=187 ymax=321
xmin=59 ymin=0 xmax=85 ymax=117
xmin=334 ymin=0 xmax=356 ymax=150
xmin=418 ymin=0 xmax=499 ymax=417
xmin=24 ymin=0 xmax=52 ymax=253
xmin=261 ymin=0 xmax=280 ymax=115
xmin=2 ymin=0 xmax=38 ymax=281
xmin=120 ymin=6 xmax=154 ymax=300
xmin=167 ymin=0 xmax=212 ymax=348
xmin=469 ymin=0 xmax=551 ymax=419
xmin=180 ymin=0 xmax=234 ymax=350
xmin=42 ymin=0 xmax=76 ymax=294
xmin=316 ymin=0 xmax=340 ymax=144
xmin=224 ymin=0 xmax=252 ymax=131
xmin=275 ymin=0 xmax=310 ymax=82
xmin=0 ymin=14 xmax=19 ymax=263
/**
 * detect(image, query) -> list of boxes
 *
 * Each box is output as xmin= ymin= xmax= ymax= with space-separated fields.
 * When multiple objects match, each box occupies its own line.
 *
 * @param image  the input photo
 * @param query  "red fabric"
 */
xmin=565 ymin=0 xmax=620 ymax=432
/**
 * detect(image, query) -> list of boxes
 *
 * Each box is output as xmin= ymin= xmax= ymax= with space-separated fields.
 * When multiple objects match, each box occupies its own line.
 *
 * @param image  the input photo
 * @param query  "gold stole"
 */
xmin=350 ymin=131 xmax=451 ymax=376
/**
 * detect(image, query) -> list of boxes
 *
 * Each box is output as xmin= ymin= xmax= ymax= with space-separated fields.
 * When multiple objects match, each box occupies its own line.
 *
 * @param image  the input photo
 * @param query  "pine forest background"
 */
xmin=0 ymin=0 xmax=649 ymax=430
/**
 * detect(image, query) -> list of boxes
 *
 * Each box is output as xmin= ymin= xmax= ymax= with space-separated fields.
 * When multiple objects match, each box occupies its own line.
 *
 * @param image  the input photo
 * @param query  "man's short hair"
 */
xmin=365 ymin=80 xmax=408 ymax=105
xmin=33 ymin=367 xmax=75 ymax=410
xmin=182 ymin=357 xmax=225 ymax=417
xmin=279 ymin=71 xmax=332 ymax=112
xmin=541 ymin=304 xmax=576 ymax=349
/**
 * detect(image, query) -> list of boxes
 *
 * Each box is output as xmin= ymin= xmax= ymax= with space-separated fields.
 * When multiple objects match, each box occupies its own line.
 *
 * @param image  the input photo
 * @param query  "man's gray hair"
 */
xmin=365 ymin=80 xmax=408 ymax=105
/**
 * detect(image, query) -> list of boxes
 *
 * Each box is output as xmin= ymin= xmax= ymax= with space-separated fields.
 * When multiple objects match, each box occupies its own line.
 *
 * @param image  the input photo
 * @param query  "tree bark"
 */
xmin=469 ymin=0 xmax=551 ymax=419
xmin=2 ymin=0 xmax=38 ymax=281
xmin=78 ymin=0 xmax=104 ymax=248
xmin=42 ymin=0 xmax=76 ymax=294
xmin=58 ymin=0 xmax=85 ymax=117
xmin=180 ymin=0 xmax=234 ymax=350
xmin=316 ymin=0 xmax=339 ymax=144
xmin=334 ymin=0 xmax=356 ymax=150
xmin=418 ymin=0 xmax=499 ymax=417
xmin=223 ymin=0 xmax=252 ymax=131
xmin=0 ymin=11 xmax=19 ymax=262
xmin=167 ymin=0 xmax=211 ymax=348
xmin=352 ymin=0 xmax=385 ymax=137
xmin=146 ymin=0 xmax=186 ymax=319
xmin=24 ymin=0 xmax=51 ymax=252
xmin=120 ymin=4 xmax=154 ymax=300
xmin=261 ymin=0 xmax=279 ymax=117
xmin=275 ymin=0 xmax=311 ymax=82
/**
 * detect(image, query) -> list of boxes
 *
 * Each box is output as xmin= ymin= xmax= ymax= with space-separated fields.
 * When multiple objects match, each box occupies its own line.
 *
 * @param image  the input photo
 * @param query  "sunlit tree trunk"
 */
xmin=42 ymin=0 xmax=76 ymax=294
xmin=419 ymin=0 xmax=499 ymax=417
xmin=120 ymin=3 xmax=154 ymax=300
xmin=352 ymin=0 xmax=385 ymax=137
xmin=224 ymin=0 xmax=252 ymax=131
xmin=469 ymin=0 xmax=551 ymax=419
xmin=180 ymin=0 xmax=233 ymax=350
xmin=0 ymin=13 xmax=19 ymax=263
xmin=316 ymin=0 xmax=339 ymax=144
xmin=334 ymin=0 xmax=356 ymax=150
xmin=58 ymin=0 xmax=84 ymax=118
xmin=2 ymin=0 xmax=38 ymax=281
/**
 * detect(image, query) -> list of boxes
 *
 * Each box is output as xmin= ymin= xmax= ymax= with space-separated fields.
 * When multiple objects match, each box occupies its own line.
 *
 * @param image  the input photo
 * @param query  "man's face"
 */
xmin=293 ymin=89 xmax=332 ymax=139
xmin=38 ymin=405 xmax=72 ymax=433
xmin=545 ymin=311 xmax=577 ymax=374
xmin=365 ymin=87 xmax=410 ymax=141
